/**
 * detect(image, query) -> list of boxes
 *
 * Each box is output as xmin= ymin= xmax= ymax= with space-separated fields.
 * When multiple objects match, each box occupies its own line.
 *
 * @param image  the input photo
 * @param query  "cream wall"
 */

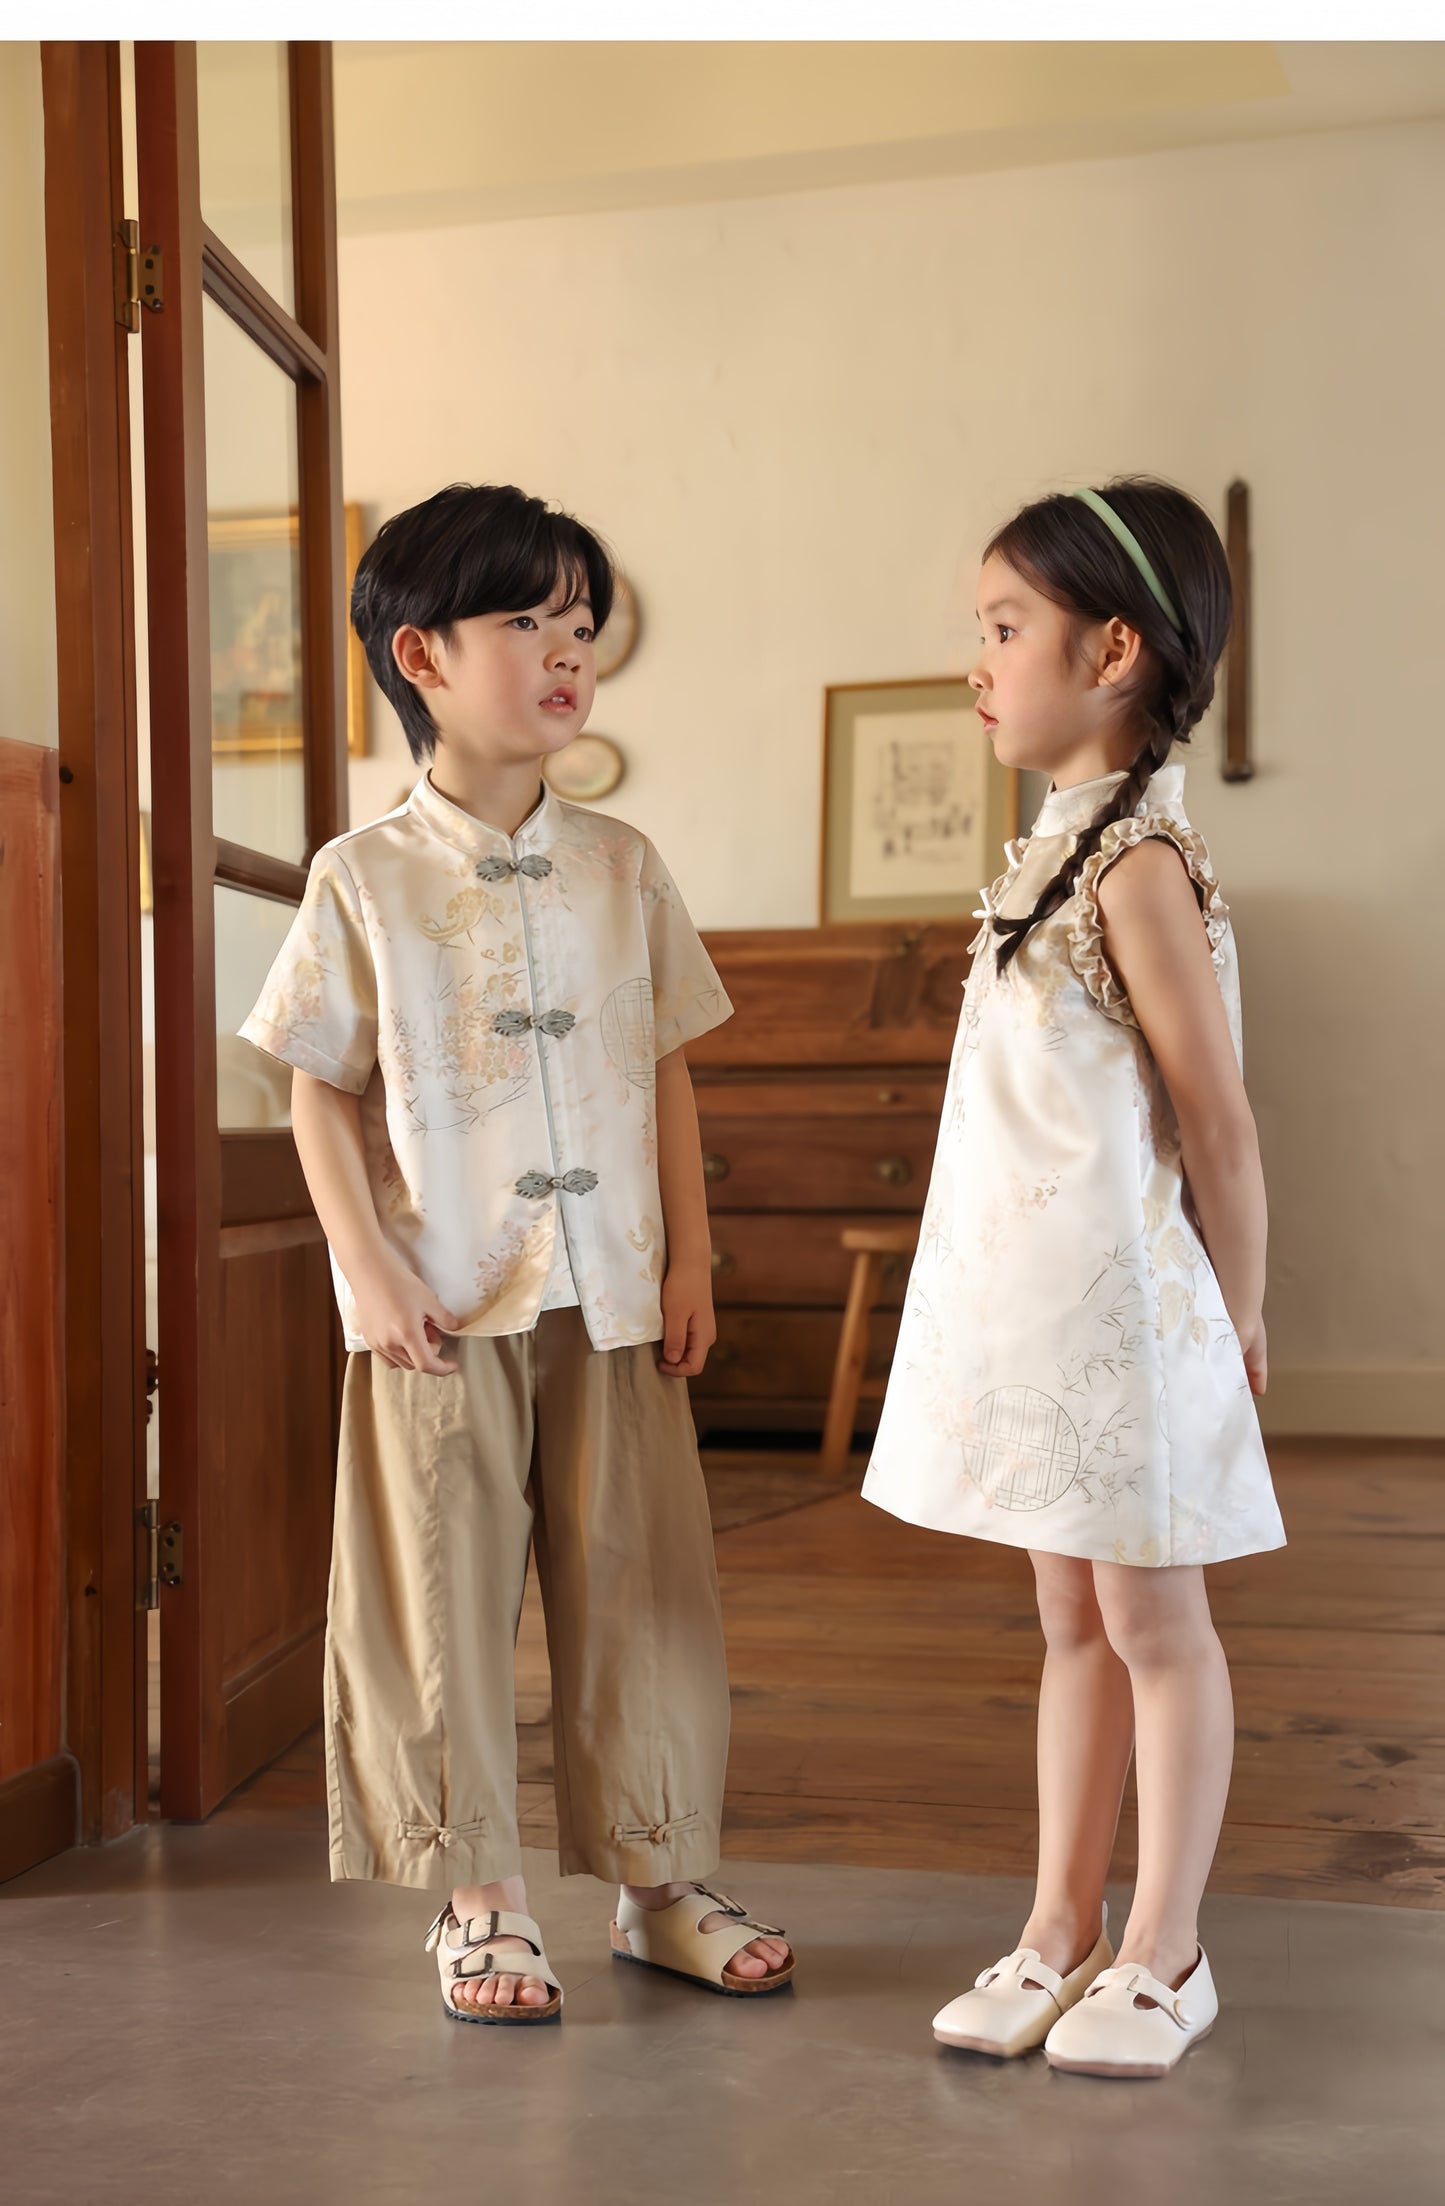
xmin=339 ymin=119 xmax=1445 ymax=1434
xmin=0 ymin=45 xmax=58 ymax=751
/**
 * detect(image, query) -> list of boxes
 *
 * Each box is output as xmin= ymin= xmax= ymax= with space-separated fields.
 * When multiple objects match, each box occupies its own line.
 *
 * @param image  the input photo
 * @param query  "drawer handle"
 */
xmin=876 ymin=1155 xmax=913 ymax=1187
xmin=710 ymin=1247 xmax=735 ymax=1278
xmin=702 ymin=1152 xmax=730 ymax=1183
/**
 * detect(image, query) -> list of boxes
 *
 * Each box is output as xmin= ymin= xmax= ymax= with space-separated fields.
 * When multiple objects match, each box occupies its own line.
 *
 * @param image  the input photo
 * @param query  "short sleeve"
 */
xmin=639 ymin=838 xmax=733 ymax=1058
xmin=1066 ymin=814 xmax=1230 ymax=1029
xmin=238 ymin=846 xmax=378 ymax=1093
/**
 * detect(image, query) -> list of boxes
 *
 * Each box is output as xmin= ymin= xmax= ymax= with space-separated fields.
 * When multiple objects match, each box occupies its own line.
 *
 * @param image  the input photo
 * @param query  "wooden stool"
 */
xmin=820 ymin=1223 xmax=918 ymax=1477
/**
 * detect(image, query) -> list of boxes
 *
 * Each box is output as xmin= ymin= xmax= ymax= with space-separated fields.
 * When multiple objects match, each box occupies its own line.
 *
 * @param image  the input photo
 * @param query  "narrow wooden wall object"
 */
xmin=1224 ymin=479 xmax=1254 ymax=783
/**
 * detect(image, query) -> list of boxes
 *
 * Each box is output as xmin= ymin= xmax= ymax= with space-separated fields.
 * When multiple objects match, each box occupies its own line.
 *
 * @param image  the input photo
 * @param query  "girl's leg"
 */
xmin=1091 ymin=1561 xmax=1233 ymax=1988
xmin=1018 ymin=1552 xmax=1136 ymax=1973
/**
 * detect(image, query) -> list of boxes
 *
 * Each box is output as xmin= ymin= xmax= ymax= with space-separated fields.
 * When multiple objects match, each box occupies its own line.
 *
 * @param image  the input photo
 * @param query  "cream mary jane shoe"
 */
xmin=932 ymin=1911 xmax=1112 ymax=2058
xmin=1043 ymin=1948 xmax=1218 ymax=2077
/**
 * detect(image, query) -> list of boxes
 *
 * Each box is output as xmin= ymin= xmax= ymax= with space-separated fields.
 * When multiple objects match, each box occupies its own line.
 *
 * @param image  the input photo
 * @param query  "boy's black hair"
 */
xmin=350 ymin=483 xmax=616 ymax=763
xmin=984 ymin=477 xmax=1232 ymax=973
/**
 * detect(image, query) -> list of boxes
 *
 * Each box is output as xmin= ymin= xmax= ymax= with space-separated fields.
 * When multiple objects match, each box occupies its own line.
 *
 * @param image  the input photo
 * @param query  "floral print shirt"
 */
xmin=862 ymin=762 xmax=1285 ymax=1568
xmin=240 ymin=773 xmax=732 ymax=1353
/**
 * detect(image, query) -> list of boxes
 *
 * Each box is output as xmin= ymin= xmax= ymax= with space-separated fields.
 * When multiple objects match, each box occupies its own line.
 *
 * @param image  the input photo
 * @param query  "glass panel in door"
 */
xmin=195 ymin=40 xmax=294 ymax=311
xmin=203 ymin=296 xmax=306 ymax=864
xmin=214 ymin=884 xmax=298 ymax=1128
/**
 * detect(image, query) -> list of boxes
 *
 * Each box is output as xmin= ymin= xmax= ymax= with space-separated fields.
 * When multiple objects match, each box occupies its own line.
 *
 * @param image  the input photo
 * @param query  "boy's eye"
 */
xmin=574 ymin=626 xmax=594 ymax=643
xmin=508 ymin=615 xmax=538 ymax=631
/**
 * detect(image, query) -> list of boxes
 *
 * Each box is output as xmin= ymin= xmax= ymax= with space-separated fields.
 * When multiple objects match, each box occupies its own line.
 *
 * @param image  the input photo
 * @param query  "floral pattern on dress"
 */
xmin=862 ymin=761 xmax=1284 ymax=1569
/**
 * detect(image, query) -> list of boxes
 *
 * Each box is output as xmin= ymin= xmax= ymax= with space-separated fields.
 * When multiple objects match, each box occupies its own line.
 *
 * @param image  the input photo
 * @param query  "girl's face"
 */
xmin=969 ymin=552 xmax=1141 ymax=786
xmin=395 ymin=570 xmax=598 ymax=767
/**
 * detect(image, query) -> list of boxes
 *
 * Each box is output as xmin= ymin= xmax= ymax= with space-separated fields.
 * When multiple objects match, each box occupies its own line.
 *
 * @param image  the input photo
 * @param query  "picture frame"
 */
xmin=208 ymin=501 xmax=369 ymax=760
xmin=820 ymin=677 xmax=1019 ymax=924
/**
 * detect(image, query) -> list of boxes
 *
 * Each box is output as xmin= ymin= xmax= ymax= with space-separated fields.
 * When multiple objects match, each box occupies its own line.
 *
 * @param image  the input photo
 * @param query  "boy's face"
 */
xmin=396 ymin=572 xmax=598 ymax=767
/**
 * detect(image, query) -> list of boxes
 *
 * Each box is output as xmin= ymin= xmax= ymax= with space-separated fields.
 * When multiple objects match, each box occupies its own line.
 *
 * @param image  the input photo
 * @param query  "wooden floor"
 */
xmin=211 ymin=1439 xmax=1445 ymax=1909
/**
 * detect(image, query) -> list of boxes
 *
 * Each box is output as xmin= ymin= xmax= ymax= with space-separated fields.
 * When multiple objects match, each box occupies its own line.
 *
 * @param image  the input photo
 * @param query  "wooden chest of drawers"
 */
xmin=686 ymin=921 xmax=974 ymax=1437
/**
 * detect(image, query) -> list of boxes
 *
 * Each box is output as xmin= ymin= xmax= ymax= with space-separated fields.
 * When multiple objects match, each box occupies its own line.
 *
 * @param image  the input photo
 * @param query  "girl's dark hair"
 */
xmin=987 ymin=477 xmax=1231 ymax=972
xmin=351 ymin=482 xmax=616 ymax=763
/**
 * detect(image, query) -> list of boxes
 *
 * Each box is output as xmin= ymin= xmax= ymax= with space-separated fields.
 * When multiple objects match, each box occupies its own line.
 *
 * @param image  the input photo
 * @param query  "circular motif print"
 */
xmin=601 ymin=977 xmax=655 ymax=1089
xmin=963 ymin=1388 xmax=1081 ymax=1512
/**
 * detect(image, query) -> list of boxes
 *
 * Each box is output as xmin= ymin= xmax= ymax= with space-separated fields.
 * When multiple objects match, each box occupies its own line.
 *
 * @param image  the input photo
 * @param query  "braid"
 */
xmin=992 ymin=726 xmax=1173 ymax=975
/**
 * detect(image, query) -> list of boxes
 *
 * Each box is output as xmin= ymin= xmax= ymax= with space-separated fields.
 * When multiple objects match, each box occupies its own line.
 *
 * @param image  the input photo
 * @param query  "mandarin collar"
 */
xmin=1034 ymin=759 xmax=1187 ymax=837
xmin=408 ymin=771 xmax=562 ymax=859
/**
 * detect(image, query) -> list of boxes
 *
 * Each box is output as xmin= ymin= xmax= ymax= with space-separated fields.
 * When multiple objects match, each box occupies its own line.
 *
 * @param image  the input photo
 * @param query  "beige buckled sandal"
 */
xmin=1044 ymin=1948 xmax=1218 ymax=2076
xmin=932 ymin=1910 xmax=1112 ymax=2058
xmin=610 ymin=1884 xmax=794 ymax=1996
xmin=424 ymin=1903 xmax=563 ymax=2026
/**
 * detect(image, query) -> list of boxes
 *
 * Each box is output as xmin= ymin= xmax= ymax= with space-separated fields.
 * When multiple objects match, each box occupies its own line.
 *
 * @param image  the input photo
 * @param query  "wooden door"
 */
xmin=136 ymin=41 xmax=348 ymax=1817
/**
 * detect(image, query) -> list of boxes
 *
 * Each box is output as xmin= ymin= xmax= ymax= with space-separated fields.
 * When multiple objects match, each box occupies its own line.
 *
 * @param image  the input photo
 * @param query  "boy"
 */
xmin=241 ymin=483 xmax=793 ymax=2022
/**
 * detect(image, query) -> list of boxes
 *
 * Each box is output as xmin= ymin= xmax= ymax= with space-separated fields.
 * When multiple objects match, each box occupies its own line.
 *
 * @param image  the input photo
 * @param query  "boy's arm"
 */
xmin=654 ymin=1047 xmax=716 ymax=1379
xmin=291 ymin=1069 xmax=459 ymax=1375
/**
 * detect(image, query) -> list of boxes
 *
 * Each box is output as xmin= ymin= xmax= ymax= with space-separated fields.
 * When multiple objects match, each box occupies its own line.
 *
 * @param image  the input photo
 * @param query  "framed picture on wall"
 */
xmin=820 ymin=677 xmax=1020 ymax=923
xmin=208 ymin=502 xmax=369 ymax=760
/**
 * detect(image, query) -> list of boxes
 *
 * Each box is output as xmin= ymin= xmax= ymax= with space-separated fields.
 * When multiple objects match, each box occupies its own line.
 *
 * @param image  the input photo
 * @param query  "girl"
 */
xmin=862 ymin=479 xmax=1283 ymax=2079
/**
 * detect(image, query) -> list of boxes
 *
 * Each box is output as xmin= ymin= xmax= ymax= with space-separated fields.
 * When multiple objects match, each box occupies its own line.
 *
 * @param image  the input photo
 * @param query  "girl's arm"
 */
xmin=1095 ymin=841 xmax=1268 ymax=1393
xmin=654 ymin=1046 xmax=717 ymax=1379
xmin=291 ymin=1068 xmax=459 ymax=1375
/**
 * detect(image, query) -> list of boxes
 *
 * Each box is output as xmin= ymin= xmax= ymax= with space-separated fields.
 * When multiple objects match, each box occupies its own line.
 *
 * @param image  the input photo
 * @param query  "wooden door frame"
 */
xmin=139 ymin=40 xmax=347 ymax=1818
xmin=39 ymin=40 xmax=149 ymax=1851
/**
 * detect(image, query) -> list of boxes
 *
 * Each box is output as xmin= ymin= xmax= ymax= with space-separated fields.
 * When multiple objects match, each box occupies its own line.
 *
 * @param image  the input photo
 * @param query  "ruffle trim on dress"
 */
xmin=1067 ymin=814 xmax=1229 ymax=1026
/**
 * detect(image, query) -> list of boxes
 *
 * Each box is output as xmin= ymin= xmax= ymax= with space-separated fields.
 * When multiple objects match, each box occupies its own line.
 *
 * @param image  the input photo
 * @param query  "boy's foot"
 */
xmin=618 ymin=1881 xmax=793 ymax=1984
xmin=446 ymin=1878 xmax=554 ymax=2012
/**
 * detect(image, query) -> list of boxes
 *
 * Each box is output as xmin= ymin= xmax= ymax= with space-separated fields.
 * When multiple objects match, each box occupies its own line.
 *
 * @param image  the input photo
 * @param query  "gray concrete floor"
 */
xmin=2 ymin=1828 xmax=1442 ymax=2206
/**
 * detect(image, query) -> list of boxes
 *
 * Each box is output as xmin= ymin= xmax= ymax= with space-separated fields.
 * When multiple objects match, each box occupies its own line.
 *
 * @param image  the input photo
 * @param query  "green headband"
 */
xmin=1072 ymin=487 xmax=1183 ymax=635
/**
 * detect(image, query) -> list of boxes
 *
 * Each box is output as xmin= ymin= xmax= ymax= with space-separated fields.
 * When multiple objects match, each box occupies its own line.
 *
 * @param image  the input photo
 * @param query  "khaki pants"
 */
xmin=325 ymin=1308 xmax=732 ymax=1892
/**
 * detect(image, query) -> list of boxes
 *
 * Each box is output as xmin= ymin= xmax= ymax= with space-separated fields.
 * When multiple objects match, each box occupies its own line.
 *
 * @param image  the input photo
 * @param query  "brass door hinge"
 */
xmin=135 ymin=1501 xmax=183 ymax=1610
xmin=114 ymin=219 xmax=163 ymax=331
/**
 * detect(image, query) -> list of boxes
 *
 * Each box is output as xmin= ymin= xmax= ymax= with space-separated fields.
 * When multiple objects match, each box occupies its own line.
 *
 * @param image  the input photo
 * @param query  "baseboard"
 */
xmin=1258 ymin=1367 xmax=1445 ymax=1441
xmin=0 ymin=1754 xmax=79 ymax=1885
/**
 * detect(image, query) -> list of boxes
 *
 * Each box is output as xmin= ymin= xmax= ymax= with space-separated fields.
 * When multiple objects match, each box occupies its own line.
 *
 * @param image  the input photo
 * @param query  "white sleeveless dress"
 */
xmin=861 ymin=762 xmax=1284 ymax=1568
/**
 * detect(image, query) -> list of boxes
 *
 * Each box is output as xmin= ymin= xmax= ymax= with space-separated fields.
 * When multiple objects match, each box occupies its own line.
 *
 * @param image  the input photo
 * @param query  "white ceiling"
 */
xmin=326 ymin=40 xmax=1445 ymax=232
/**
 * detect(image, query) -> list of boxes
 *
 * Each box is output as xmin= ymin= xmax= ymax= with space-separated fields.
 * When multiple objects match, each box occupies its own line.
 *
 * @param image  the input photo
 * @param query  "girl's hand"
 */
xmin=352 ymin=1254 xmax=461 ymax=1376
xmin=1237 ymin=1316 xmax=1268 ymax=1395
xmin=658 ymin=1262 xmax=716 ymax=1379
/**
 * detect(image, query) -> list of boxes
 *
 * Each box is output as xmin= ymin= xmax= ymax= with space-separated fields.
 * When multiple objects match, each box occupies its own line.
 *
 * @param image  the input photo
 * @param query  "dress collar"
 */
xmin=1034 ymin=759 xmax=1187 ymax=837
xmin=408 ymin=771 xmax=562 ymax=859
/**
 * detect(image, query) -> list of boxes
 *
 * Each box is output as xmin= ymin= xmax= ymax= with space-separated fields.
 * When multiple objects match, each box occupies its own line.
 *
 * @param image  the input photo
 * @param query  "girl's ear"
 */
xmin=392 ymin=624 xmax=445 ymax=691
xmin=1095 ymin=614 xmax=1144 ymax=692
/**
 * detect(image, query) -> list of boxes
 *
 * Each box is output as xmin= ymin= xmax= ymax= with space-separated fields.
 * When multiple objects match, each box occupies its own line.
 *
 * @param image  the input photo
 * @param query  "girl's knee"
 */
xmin=1092 ymin=1564 xmax=1215 ymax=1670
xmin=1031 ymin=1553 xmax=1108 ymax=1655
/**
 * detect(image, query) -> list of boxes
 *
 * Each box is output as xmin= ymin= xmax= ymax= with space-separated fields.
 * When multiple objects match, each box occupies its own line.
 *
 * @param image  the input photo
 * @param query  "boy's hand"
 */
xmin=353 ymin=1253 xmax=461 ymax=1376
xmin=658 ymin=1262 xmax=716 ymax=1379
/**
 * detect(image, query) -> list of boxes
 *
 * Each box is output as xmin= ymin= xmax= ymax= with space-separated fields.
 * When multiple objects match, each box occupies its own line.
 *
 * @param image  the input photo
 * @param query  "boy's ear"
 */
xmin=392 ymin=624 xmax=444 ymax=691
